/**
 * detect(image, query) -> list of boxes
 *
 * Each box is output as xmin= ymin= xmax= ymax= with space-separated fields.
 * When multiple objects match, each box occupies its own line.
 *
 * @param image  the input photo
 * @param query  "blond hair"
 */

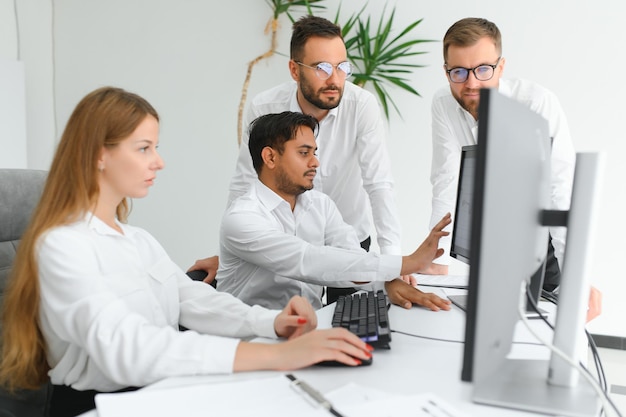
xmin=0 ymin=86 xmax=158 ymax=390
xmin=443 ymin=17 xmax=502 ymax=63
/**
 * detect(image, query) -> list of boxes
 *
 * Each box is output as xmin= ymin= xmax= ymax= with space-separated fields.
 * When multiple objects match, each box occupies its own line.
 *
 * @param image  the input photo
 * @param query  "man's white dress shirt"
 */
xmin=38 ymin=214 xmax=279 ymax=392
xmin=430 ymin=78 xmax=575 ymax=267
xmin=228 ymin=80 xmax=402 ymax=255
xmin=217 ymin=180 xmax=401 ymax=310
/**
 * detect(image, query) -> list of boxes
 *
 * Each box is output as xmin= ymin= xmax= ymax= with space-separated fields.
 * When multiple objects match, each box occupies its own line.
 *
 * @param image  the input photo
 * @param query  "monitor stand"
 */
xmin=472 ymin=152 xmax=604 ymax=417
xmin=474 ymin=360 xmax=599 ymax=417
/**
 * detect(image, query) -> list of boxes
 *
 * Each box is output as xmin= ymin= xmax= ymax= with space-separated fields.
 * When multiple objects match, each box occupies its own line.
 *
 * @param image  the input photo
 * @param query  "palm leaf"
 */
xmin=267 ymin=0 xmax=325 ymax=19
xmin=342 ymin=4 xmax=435 ymax=119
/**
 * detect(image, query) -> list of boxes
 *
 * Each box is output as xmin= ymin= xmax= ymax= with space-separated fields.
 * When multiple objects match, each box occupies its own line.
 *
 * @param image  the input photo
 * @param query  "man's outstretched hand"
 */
xmin=384 ymin=279 xmax=451 ymax=311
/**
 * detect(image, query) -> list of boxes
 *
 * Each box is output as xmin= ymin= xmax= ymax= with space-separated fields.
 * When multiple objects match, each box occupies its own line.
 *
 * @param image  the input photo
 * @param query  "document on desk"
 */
xmin=414 ymin=273 xmax=468 ymax=289
xmin=95 ymin=374 xmax=467 ymax=417
xmin=96 ymin=374 xmax=335 ymax=417
xmin=323 ymin=382 xmax=468 ymax=417
xmin=338 ymin=391 xmax=469 ymax=417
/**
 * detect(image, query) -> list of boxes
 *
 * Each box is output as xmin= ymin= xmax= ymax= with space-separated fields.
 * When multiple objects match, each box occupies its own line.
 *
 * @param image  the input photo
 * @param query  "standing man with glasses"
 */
xmin=426 ymin=17 xmax=601 ymax=321
xmin=428 ymin=17 xmax=574 ymax=285
xmin=225 ymin=15 xmax=410 ymax=304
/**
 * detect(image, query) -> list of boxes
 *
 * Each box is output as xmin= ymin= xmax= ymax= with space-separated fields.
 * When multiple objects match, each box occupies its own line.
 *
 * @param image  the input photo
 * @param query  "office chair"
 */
xmin=0 ymin=169 xmax=215 ymax=411
xmin=0 ymin=169 xmax=52 ymax=417
xmin=186 ymin=269 xmax=216 ymax=287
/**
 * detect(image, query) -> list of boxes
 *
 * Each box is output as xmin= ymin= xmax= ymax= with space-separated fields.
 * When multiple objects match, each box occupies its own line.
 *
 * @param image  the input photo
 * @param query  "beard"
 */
xmin=300 ymin=76 xmax=343 ymax=110
xmin=275 ymin=168 xmax=314 ymax=197
xmin=453 ymin=89 xmax=480 ymax=119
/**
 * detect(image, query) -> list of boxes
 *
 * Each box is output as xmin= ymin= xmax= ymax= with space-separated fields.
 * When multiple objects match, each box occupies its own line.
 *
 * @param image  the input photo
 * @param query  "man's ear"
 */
xmin=261 ymin=146 xmax=277 ymax=169
xmin=497 ymin=56 xmax=506 ymax=77
xmin=288 ymin=60 xmax=299 ymax=82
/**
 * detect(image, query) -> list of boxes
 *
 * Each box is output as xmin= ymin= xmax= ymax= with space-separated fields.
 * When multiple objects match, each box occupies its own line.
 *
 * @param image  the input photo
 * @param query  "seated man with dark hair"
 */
xmin=216 ymin=111 xmax=452 ymax=311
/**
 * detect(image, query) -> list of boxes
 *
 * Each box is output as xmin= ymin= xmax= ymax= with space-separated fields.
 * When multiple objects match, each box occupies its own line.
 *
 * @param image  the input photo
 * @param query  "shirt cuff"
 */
xmin=248 ymin=305 xmax=281 ymax=339
xmin=379 ymin=254 xmax=402 ymax=279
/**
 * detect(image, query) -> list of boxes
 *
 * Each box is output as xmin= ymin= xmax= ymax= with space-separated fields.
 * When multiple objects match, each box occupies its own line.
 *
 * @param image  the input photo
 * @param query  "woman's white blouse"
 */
xmin=37 ymin=214 xmax=279 ymax=392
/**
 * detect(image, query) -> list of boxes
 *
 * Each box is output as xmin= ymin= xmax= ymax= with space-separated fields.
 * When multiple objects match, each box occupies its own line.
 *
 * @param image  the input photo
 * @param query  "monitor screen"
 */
xmin=451 ymin=143 xmax=546 ymax=314
xmin=450 ymin=145 xmax=476 ymax=265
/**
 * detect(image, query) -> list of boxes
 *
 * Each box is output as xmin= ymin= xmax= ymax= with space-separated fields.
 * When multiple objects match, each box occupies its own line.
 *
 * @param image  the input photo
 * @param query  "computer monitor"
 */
xmin=449 ymin=145 xmax=475 ymax=265
xmin=449 ymin=145 xmax=546 ymax=316
xmin=461 ymin=88 xmax=601 ymax=416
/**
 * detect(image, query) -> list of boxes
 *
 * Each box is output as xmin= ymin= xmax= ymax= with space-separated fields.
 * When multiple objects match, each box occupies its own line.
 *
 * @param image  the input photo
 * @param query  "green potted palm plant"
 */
xmin=340 ymin=4 xmax=434 ymax=120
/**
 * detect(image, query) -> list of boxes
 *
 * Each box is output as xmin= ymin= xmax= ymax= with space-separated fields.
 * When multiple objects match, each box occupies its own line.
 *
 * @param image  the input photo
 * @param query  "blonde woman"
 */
xmin=0 ymin=87 xmax=372 ymax=417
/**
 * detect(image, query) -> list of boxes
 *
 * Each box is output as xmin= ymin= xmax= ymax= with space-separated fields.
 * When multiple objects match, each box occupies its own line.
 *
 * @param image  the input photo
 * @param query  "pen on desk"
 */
xmin=285 ymin=374 xmax=345 ymax=417
xmin=422 ymin=406 xmax=435 ymax=416
xmin=428 ymin=398 xmax=455 ymax=417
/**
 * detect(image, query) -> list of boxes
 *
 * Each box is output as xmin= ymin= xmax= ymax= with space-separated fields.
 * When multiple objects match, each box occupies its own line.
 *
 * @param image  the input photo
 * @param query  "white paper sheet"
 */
xmin=95 ymin=375 xmax=468 ymax=417
xmin=414 ymin=274 xmax=469 ymax=288
xmin=95 ymin=375 xmax=328 ymax=417
xmin=338 ymin=391 xmax=469 ymax=417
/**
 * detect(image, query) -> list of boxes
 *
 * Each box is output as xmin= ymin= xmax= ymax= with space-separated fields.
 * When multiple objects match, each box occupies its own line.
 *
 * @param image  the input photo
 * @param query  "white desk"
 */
xmin=286 ymin=287 xmax=555 ymax=417
xmin=79 ymin=287 xmax=559 ymax=417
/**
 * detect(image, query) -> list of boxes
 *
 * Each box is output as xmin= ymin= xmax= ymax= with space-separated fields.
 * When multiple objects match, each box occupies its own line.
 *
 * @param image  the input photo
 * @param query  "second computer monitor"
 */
xmin=450 ymin=145 xmax=476 ymax=265
xmin=450 ymin=143 xmax=546 ymax=314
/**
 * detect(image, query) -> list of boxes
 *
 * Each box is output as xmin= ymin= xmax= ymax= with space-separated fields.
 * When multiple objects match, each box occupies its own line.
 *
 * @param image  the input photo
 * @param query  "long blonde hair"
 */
xmin=0 ymin=87 xmax=159 ymax=390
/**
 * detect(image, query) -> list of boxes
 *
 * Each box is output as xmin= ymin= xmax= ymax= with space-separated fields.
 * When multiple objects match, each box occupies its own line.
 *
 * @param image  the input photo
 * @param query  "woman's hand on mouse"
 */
xmin=236 ymin=327 xmax=374 ymax=371
xmin=277 ymin=328 xmax=373 ymax=369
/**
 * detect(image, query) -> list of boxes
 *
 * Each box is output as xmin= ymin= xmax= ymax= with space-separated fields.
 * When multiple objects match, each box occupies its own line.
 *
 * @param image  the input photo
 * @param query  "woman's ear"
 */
xmin=97 ymin=148 xmax=107 ymax=172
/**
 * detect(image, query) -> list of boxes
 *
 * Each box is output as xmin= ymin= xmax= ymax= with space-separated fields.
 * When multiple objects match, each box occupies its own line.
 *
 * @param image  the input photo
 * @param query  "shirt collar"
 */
xmin=85 ymin=211 xmax=134 ymax=237
xmin=452 ymin=82 xmax=510 ymax=125
xmin=497 ymin=80 xmax=511 ymax=97
xmin=253 ymin=179 xmax=312 ymax=213
xmin=326 ymin=105 xmax=339 ymax=120
xmin=456 ymin=104 xmax=478 ymax=128
xmin=254 ymin=180 xmax=285 ymax=212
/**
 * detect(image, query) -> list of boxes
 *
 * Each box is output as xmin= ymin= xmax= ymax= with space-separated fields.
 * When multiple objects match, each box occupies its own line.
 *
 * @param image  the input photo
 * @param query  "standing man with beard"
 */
xmin=227 ymin=16 xmax=409 ymax=303
xmin=217 ymin=111 xmax=452 ymax=311
xmin=428 ymin=18 xmax=575 ymax=287
xmin=428 ymin=18 xmax=602 ymax=322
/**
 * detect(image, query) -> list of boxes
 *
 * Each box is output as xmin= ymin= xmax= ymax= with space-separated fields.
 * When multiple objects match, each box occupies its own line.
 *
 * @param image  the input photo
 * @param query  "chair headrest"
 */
xmin=0 ymin=169 xmax=47 ymax=242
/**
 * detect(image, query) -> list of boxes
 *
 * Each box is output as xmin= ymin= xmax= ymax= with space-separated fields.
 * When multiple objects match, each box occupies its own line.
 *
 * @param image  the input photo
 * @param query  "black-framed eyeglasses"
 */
xmin=445 ymin=57 xmax=501 ymax=83
xmin=295 ymin=61 xmax=353 ymax=80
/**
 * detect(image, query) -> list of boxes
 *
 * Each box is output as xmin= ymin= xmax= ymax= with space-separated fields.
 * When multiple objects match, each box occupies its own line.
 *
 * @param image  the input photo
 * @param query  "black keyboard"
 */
xmin=331 ymin=290 xmax=391 ymax=349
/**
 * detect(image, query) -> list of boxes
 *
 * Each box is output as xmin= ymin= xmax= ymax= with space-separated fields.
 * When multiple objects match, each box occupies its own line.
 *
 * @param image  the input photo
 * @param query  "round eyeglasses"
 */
xmin=295 ymin=61 xmax=353 ymax=80
xmin=445 ymin=58 xmax=501 ymax=83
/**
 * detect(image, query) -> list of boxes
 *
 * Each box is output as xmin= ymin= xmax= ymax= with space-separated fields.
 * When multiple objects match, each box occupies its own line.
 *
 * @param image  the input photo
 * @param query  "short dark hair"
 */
xmin=443 ymin=18 xmax=502 ymax=63
xmin=248 ymin=111 xmax=319 ymax=175
xmin=290 ymin=15 xmax=343 ymax=62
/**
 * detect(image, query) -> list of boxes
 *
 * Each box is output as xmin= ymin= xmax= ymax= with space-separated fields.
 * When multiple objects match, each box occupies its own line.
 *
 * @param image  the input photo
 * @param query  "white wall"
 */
xmin=18 ymin=0 xmax=56 ymax=169
xmin=0 ymin=0 xmax=18 ymax=59
xmin=5 ymin=0 xmax=625 ymax=337
xmin=0 ymin=1 xmax=26 ymax=168
xmin=0 ymin=60 xmax=27 ymax=168
xmin=1 ymin=0 xmax=56 ymax=170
